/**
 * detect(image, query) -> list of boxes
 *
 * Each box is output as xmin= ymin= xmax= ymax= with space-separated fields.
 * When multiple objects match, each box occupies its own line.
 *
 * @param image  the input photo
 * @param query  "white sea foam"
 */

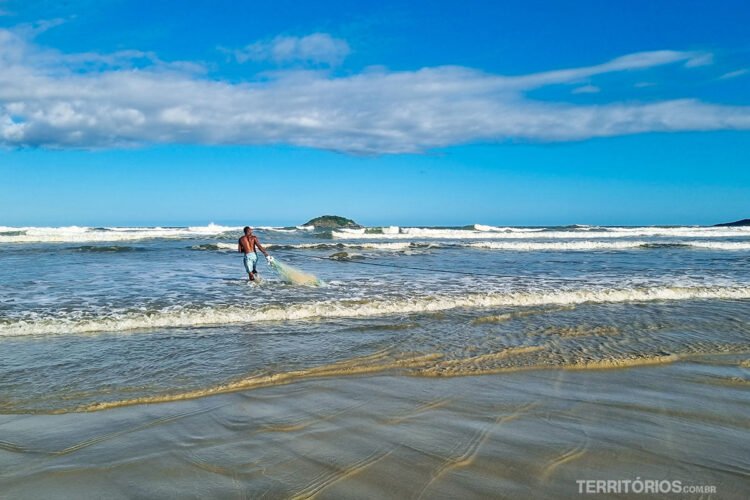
xmin=473 ymin=224 xmax=543 ymax=232
xmin=606 ymin=226 xmax=730 ymax=233
xmin=270 ymin=242 xmax=432 ymax=251
xmin=190 ymin=242 xmax=238 ymax=251
xmin=474 ymin=224 xmax=502 ymax=232
xmin=3 ymin=285 xmax=749 ymax=337
xmin=3 ymin=224 xmax=749 ymax=243
xmin=236 ymin=239 xmax=750 ymax=252
xmin=331 ymin=226 xmax=750 ymax=240
xmin=256 ymin=226 xmax=299 ymax=233
xmin=469 ymin=240 xmax=750 ymax=251
xmin=0 ymin=224 xmax=240 ymax=243
xmin=684 ymin=241 xmax=750 ymax=250
xmin=186 ymin=223 xmax=239 ymax=233
xmin=470 ymin=241 xmax=651 ymax=251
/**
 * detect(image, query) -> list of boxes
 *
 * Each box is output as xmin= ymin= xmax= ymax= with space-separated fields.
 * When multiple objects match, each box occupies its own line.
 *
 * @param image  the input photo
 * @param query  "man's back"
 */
xmin=238 ymin=235 xmax=256 ymax=254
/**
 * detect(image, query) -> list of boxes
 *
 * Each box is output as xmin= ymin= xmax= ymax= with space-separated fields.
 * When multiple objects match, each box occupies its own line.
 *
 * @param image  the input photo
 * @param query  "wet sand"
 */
xmin=1 ymin=356 xmax=749 ymax=499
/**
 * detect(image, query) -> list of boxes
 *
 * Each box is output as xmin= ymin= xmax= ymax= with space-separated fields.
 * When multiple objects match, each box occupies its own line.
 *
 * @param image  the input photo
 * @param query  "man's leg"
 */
xmin=244 ymin=255 xmax=255 ymax=281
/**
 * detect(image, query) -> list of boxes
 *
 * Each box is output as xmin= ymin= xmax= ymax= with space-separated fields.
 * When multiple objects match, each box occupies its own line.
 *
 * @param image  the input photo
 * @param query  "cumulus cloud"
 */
xmin=233 ymin=33 xmax=350 ymax=66
xmin=1 ymin=28 xmax=748 ymax=154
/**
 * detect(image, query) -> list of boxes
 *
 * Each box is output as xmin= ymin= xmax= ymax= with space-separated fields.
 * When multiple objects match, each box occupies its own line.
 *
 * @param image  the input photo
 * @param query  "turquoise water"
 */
xmin=1 ymin=224 xmax=750 ymax=413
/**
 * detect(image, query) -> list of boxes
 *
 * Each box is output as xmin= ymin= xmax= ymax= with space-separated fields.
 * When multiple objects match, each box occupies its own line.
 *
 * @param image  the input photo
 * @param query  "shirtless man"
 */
xmin=238 ymin=226 xmax=270 ymax=281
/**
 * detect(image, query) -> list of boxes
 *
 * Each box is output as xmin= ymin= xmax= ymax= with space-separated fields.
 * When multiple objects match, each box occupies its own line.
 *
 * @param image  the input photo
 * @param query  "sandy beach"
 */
xmin=2 ymin=354 xmax=748 ymax=499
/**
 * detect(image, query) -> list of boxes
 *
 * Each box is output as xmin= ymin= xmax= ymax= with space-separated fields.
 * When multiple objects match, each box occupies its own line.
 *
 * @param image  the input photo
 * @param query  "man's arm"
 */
xmin=238 ymin=237 xmax=244 ymax=253
xmin=254 ymin=237 xmax=269 ymax=256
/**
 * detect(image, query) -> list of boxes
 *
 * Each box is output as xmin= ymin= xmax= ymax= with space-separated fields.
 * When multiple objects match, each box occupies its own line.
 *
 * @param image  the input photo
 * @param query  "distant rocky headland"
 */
xmin=302 ymin=215 xmax=361 ymax=228
xmin=714 ymin=219 xmax=750 ymax=227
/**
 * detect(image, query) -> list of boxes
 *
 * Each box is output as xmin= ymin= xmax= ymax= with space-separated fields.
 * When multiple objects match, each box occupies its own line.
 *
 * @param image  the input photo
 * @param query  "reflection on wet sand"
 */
xmin=1 ymin=355 xmax=748 ymax=499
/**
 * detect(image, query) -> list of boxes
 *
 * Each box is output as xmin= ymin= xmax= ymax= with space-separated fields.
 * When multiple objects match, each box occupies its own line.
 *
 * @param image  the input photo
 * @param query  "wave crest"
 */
xmin=0 ymin=224 xmax=240 ymax=243
xmin=189 ymin=242 xmax=237 ymax=251
xmin=2 ymin=285 xmax=749 ymax=337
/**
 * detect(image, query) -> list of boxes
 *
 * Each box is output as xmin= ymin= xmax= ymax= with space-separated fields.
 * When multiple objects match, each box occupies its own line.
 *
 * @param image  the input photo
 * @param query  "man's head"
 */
xmin=244 ymin=226 xmax=253 ymax=235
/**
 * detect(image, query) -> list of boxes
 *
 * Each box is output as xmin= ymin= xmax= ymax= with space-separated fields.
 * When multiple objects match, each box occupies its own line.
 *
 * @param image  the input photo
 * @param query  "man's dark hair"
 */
xmin=243 ymin=226 xmax=251 ymax=233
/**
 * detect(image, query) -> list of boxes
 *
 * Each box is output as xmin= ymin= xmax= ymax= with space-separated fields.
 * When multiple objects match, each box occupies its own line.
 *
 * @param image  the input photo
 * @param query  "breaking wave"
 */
xmin=2 ymin=224 xmax=749 ymax=244
xmin=331 ymin=226 xmax=750 ymax=240
xmin=473 ymin=224 xmax=543 ymax=232
xmin=469 ymin=241 xmax=750 ymax=251
xmin=470 ymin=241 xmax=649 ymax=251
xmin=0 ymin=224 xmax=239 ymax=243
xmin=682 ymin=241 xmax=750 ymax=250
xmin=198 ymin=240 xmax=750 ymax=252
xmin=269 ymin=242 xmax=438 ymax=251
xmin=3 ymin=285 xmax=749 ymax=337
xmin=189 ymin=242 xmax=237 ymax=252
xmin=14 ymin=236 xmax=747 ymax=255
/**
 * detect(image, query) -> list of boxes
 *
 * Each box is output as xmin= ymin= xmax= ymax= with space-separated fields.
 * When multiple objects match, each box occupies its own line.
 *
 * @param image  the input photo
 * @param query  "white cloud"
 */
xmin=12 ymin=18 xmax=68 ymax=37
xmin=1 ymin=29 xmax=748 ymax=154
xmin=684 ymin=53 xmax=714 ymax=67
xmin=509 ymin=50 xmax=710 ymax=89
xmin=233 ymin=33 xmax=350 ymax=66
xmin=572 ymin=85 xmax=600 ymax=94
xmin=719 ymin=68 xmax=749 ymax=80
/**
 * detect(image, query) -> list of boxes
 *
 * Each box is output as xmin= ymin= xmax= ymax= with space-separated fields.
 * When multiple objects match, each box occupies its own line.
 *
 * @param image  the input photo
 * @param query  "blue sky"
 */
xmin=1 ymin=0 xmax=748 ymax=226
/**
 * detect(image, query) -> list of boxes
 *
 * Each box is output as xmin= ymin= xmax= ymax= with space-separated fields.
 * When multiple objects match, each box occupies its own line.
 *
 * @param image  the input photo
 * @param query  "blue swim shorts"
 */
xmin=243 ymin=252 xmax=258 ymax=274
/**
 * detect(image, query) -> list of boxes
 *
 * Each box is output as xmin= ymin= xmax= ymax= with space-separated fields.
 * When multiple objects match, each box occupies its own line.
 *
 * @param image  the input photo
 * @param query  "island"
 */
xmin=302 ymin=215 xmax=362 ymax=228
xmin=714 ymin=219 xmax=750 ymax=227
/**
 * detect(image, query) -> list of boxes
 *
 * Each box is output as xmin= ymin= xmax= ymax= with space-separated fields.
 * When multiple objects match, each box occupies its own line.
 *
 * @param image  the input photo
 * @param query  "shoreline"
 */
xmin=6 ymin=349 xmax=739 ymax=416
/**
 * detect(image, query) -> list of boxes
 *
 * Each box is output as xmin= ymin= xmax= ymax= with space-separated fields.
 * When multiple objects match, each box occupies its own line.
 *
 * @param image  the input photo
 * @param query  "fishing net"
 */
xmin=269 ymin=259 xmax=321 ymax=286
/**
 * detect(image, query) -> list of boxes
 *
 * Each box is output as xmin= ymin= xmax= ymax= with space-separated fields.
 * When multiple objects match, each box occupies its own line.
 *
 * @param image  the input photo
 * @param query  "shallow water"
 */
xmin=1 ymin=359 xmax=748 ymax=498
xmin=1 ymin=224 xmax=749 ymax=413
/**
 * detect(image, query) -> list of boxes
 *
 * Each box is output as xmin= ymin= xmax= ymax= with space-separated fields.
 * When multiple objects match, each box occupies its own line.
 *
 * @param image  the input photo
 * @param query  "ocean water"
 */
xmin=1 ymin=223 xmax=750 ymax=413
